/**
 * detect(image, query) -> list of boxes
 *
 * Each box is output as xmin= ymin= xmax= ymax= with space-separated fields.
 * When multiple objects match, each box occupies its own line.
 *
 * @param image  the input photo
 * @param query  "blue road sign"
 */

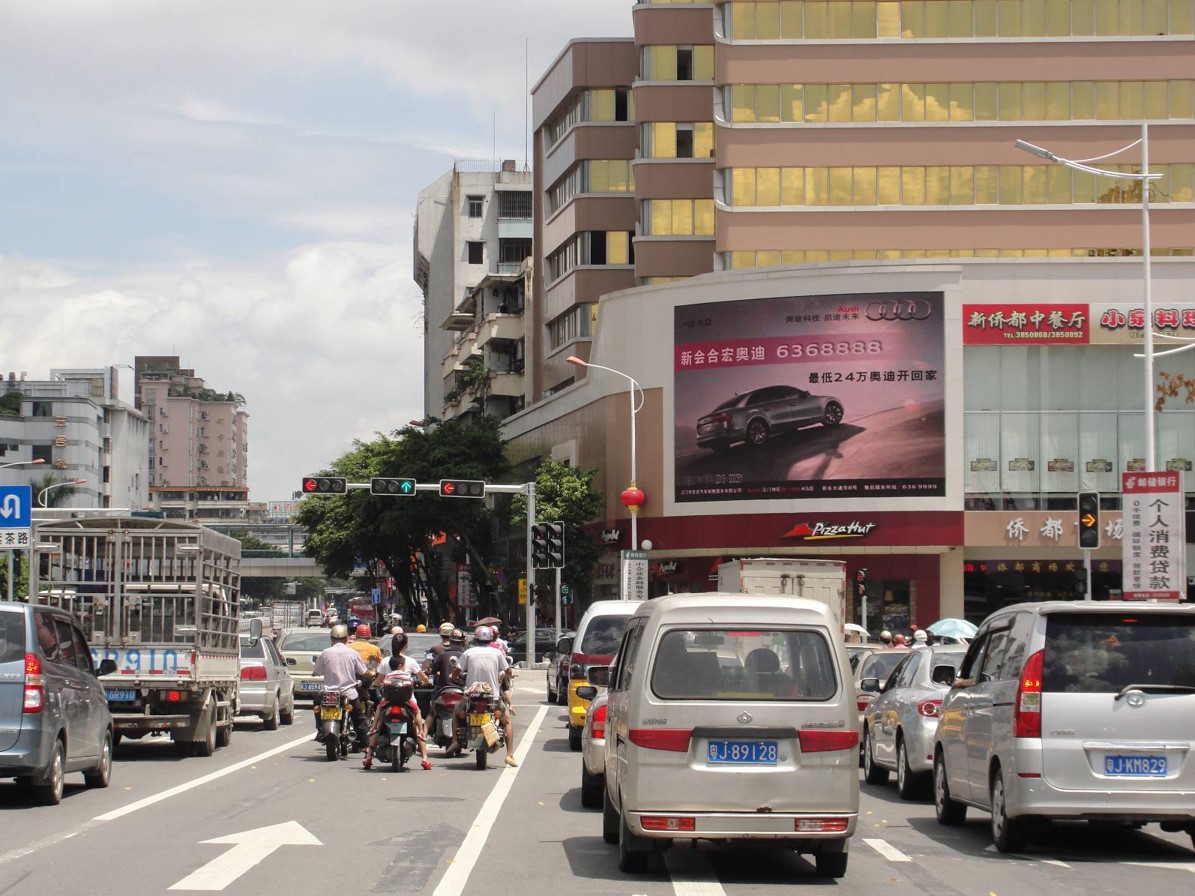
xmin=0 ymin=485 xmax=33 ymax=529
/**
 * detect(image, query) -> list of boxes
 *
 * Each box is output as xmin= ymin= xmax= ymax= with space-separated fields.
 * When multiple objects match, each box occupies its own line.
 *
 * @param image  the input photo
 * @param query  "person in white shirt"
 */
xmin=453 ymin=626 xmax=517 ymax=767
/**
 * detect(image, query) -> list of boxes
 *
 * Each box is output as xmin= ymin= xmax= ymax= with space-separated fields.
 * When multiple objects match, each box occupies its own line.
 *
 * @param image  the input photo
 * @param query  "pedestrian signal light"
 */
xmin=438 ymin=479 xmax=485 ymax=498
xmin=371 ymin=477 xmax=416 ymax=496
xmin=1077 ymin=492 xmax=1100 ymax=549
xmin=302 ymin=476 xmax=347 ymax=495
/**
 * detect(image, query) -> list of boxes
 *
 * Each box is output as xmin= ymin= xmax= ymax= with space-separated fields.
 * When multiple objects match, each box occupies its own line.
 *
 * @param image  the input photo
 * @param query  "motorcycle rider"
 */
xmin=312 ymin=623 xmax=371 ymax=750
xmin=348 ymin=622 xmax=383 ymax=704
xmin=427 ymin=622 xmax=456 ymax=662
xmin=363 ymin=632 xmax=433 ymax=770
xmin=429 ymin=629 xmax=467 ymax=757
xmin=451 ymin=625 xmax=517 ymax=767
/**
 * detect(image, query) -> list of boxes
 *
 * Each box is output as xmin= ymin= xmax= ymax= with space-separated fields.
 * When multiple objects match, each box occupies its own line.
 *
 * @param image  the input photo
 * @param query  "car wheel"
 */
xmin=814 ymin=846 xmax=848 ymax=878
xmin=568 ymin=725 xmax=582 ymax=752
xmin=580 ymin=762 xmax=602 ymax=809
xmin=934 ymin=752 xmax=967 ymax=825
xmin=35 ymin=739 xmax=66 ymax=805
xmin=618 ymin=808 xmax=649 ymax=873
xmin=990 ymin=769 xmax=1028 ymax=853
xmin=263 ymin=697 xmax=280 ymax=731
xmin=602 ymin=784 xmax=619 ymax=844
xmin=280 ymin=695 xmax=295 ymax=726
xmin=822 ymin=401 xmax=844 ymax=426
xmin=84 ymin=730 xmax=113 ymax=789
xmin=896 ymin=737 xmax=924 ymax=800
xmin=746 ymin=418 xmax=770 ymax=447
xmin=863 ymin=727 xmax=889 ymax=785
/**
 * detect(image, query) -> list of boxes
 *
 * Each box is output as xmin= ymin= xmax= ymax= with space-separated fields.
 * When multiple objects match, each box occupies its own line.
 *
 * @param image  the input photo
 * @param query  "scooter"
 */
xmin=431 ymin=686 xmax=464 ymax=753
xmin=461 ymin=686 xmax=505 ymax=770
xmin=373 ymin=684 xmax=418 ymax=772
xmin=316 ymin=689 xmax=352 ymax=761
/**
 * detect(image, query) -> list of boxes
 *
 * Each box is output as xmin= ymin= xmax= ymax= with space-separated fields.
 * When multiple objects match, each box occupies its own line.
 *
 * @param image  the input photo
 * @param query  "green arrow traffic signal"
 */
xmin=371 ymin=477 xmax=416 ymax=496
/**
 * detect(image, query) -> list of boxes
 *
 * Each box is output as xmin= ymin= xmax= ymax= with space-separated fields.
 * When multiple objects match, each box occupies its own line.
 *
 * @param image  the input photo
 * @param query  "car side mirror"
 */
xmin=587 ymin=664 xmax=611 ymax=687
xmin=556 ymin=637 xmax=573 ymax=655
xmin=98 ymin=658 xmax=118 ymax=676
xmin=248 ymin=617 xmax=263 ymax=641
xmin=575 ymin=685 xmax=598 ymax=701
xmin=860 ymin=677 xmax=881 ymax=693
xmin=931 ymin=665 xmax=957 ymax=686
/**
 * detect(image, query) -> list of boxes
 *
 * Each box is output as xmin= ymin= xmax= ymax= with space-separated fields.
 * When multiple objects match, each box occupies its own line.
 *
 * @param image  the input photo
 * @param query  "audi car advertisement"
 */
xmin=674 ymin=291 xmax=946 ymax=502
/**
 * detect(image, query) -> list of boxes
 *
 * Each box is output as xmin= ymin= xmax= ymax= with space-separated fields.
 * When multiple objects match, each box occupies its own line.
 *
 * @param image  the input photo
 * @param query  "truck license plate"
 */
xmin=106 ymin=689 xmax=137 ymax=703
xmin=707 ymin=740 xmax=779 ymax=765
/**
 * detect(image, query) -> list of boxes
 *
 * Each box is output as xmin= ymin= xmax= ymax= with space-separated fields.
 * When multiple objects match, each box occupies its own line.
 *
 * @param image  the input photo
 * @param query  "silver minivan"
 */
xmin=597 ymin=594 xmax=859 ymax=877
xmin=933 ymin=601 xmax=1195 ymax=852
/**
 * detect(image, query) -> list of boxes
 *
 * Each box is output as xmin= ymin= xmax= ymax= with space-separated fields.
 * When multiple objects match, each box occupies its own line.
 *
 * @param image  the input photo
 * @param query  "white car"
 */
xmin=577 ymin=684 xmax=608 ymax=808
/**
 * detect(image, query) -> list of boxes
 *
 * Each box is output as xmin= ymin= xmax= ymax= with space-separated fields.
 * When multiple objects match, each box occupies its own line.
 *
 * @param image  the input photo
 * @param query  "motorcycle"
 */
xmin=372 ymin=683 xmax=418 ymax=772
xmin=431 ymin=685 xmax=464 ymax=753
xmin=316 ymin=689 xmax=352 ymax=761
xmin=460 ymin=684 xmax=505 ymax=770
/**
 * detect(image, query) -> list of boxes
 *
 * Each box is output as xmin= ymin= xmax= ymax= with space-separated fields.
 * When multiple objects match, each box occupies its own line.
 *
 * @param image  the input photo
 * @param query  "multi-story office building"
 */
xmin=415 ymin=160 xmax=533 ymax=422
xmin=134 ymin=356 xmax=250 ymax=521
xmin=507 ymin=1 xmax=1195 ymax=623
xmin=0 ymin=367 xmax=148 ymax=510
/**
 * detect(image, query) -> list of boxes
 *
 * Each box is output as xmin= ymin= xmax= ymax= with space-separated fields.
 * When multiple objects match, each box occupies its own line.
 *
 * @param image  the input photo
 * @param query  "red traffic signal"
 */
xmin=439 ymin=479 xmax=485 ymax=498
xmin=302 ymin=476 xmax=347 ymax=494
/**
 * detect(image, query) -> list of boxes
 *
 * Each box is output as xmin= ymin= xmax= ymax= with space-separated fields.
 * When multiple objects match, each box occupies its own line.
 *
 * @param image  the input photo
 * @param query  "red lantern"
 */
xmin=620 ymin=486 xmax=646 ymax=512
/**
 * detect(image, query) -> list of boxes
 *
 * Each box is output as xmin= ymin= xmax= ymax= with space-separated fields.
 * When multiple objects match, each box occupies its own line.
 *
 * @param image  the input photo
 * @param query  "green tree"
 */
xmin=509 ymin=458 xmax=604 ymax=608
xmin=296 ymin=416 xmax=510 ymax=625
xmin=0 ymin=391 xmax=22 ymax=415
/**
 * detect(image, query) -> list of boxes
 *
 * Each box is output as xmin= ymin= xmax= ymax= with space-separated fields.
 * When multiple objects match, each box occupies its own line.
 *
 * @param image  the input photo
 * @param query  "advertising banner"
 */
xmin=1121 ymin=471 xmax=1185 ymax=600
xmin=674 ymin=292 xmax=945 ymax=502
xmin=962 ymin=304 xmax=1089 ymax=344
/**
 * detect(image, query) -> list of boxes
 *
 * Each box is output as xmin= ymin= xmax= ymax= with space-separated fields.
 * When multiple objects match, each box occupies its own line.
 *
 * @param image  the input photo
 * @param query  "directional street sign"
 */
xmin=0 ymin=485 xmax=33 ymax=551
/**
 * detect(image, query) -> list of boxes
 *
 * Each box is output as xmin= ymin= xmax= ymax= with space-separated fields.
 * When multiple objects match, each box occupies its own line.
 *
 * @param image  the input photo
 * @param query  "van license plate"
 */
xmin=106 ymin=689 xmax=137 ymax=703
xmin=1105 ymin=755 xmax=1167 ymax=776
xmin=707 ymin=740 xmax=779 ymax=765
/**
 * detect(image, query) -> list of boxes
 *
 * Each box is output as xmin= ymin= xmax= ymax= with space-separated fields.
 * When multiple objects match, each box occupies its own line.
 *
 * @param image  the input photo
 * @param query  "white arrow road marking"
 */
xmin=169 ymin=821 xmax=322 ymax=891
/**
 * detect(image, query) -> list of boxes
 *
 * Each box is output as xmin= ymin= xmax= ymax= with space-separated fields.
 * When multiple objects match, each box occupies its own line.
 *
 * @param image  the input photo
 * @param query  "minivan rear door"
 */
xmin=1039 ymin=610 xmax=1195 ymax=792
xmin=0 ymin=609 xmax=28 ymax=751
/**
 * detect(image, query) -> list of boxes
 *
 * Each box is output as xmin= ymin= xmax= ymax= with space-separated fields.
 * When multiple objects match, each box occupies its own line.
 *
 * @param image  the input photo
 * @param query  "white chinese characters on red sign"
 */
xmin=1121 ymin=472 xmax=1186 ymax=601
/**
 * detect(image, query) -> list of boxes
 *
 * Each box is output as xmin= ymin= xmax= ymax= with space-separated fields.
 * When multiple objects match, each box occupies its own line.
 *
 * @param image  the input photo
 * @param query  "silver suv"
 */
xmin=1 ymin=602 xmax=115 ymax=804
xmin=932 ymin=601 xmax=1195 ymax=852
xmin=696 ymin=385 xmax=844 ymax=451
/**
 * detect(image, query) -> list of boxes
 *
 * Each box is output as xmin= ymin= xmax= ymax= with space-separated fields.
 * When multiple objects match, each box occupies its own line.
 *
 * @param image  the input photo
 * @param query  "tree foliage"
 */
xmin=0 ymin=391 xmax=22 ymax=416
xmin=509 ymin=458 xmax=604 ymax=605
xmin=296 ymin=416 xmax=510 ymax=624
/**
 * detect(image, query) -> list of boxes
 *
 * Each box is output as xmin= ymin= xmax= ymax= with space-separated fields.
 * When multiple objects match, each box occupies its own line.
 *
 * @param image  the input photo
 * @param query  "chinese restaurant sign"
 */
xmin=964 ymin=303 xmax=1195 ymax=346
xmin=673 ymin=292 xmax=945 ymax=502
xmin=1121 ymin=471 xmax=1185 ymax=600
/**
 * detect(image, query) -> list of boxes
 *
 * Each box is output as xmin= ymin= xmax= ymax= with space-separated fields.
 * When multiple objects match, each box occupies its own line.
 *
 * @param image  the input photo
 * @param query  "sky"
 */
xmin=0 ymin=0 xmax=631 ymax=500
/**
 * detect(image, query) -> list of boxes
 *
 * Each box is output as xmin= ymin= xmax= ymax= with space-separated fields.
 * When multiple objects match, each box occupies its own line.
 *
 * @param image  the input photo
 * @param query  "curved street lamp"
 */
xmin=1015 ymin=124 xmax=1164 ymax=472
xmin=37 ymin=479 xmax=88 ymax=507
xmin=566 ymin=356 xmax=646 ymax=552
xmin=0 ymin=459 xmax=45 ymax=470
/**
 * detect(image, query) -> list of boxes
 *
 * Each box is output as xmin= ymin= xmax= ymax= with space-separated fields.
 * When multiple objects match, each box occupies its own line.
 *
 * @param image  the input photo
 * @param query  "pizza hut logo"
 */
xmin=782 ymin=520 xmax=877 ymax=540
xmin=601 ymin=529 xmax=622 ymax=544
xmin=655 ymin=560 xmax=680 ymax=575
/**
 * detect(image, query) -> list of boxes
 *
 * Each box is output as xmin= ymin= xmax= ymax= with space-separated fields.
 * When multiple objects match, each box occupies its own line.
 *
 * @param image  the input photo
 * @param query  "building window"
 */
xmin=642 ymin=199 xmax=716 ymax=236
xmin=643 ymin=45 xmax=714 ymax=81
xmin=32 ymin=444 xmax=52 ymax=464
xmin=644 ymin=122 xmax=714 ymax=159
xmin=30 ymin=401 xmax=52 ymax=418
xmin=499 ymin=239 xmax=532 ymax=265
xmin=548 ymin=304 xmax=595 ymax=350
xmin=545 ymin=232 xmax=635 ymax=283
xmin=467 ymin=195 xmax=484 ymax=218
xmin=467 ymin=242 xmax=484 ymax=265
xmin=497 ymin=191 xmax=531 ymax=219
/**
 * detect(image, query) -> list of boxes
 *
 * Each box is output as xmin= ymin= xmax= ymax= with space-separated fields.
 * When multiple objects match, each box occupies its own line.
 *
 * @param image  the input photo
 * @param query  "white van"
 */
xmin=596 ymin=594 xmax=859 ymax=877
xmin=566 ymin=600 xmax=643 ymax=750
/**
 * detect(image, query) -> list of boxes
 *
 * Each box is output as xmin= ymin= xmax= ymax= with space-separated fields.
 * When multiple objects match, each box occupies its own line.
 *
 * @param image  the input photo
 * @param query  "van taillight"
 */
xmin=23 ymin=653 xmax=45 ymax=713
xmin=629 ymin=728 xmax=692 ymax=752
xmin=798 ymin=730 xmax=859 ymax=753
xmin=569 ymin=655 xmax=586 ymax=680
xmin=1014 ymin=649 xmax=1044 ymax=738
xmin=591 ymin=704 xmax=607 ymax=740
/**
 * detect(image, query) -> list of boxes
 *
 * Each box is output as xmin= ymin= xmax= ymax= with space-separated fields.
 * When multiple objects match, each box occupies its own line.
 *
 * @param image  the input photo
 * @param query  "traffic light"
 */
xmin=439 ymin=479 xmax=485 ymax=498
xmin=302 ymin=476 xmax=347 ymax=495
xmin=531 ymin=523 xmax=551 ymax=569
xmin=856 ymin=568 xmax=868 ymax=599
xmin=548 ymin=521 xmax=565 ymax=568
xmin=1078 ymin=491 xmax=1101 ymax=549
xmin=371 ymin=477 xmax=416 ymax=496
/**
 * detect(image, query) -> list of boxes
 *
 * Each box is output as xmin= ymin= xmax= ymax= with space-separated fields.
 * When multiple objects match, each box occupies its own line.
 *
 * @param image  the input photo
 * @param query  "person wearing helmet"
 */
xmin=416 ymin=624 xmax=427 ymax=633
xmin=428 ymin=622 xmax=457 ymax=662
xmin=451 ymin=625 xmax=517 ymax=766
xmin=312 ymin=624 xmax=371 ymax=747
xmin=911 ymin=629 xmax=929 ymax=649
xmin=879 ymin=630 xmax=894 ymax=646
xmin=892 ymin=633 xmax=909 ymax=649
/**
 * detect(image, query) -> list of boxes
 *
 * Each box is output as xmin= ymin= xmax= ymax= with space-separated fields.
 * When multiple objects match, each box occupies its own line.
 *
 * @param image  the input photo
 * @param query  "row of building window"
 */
xmin=543 ymin=89 xmax=634 ymax=150
xmin=643 ymin=121 xmax=716 ymax=158
xmin=545 ymin=231 xmax=634 ymax=283
xmin=644 ymin=198 xmax=718 ymax=235
xmin=642 ymin=44 xmax=715 ymax=82
xmin=546 ymin=160 xmax=637 ymax=216
xmin=729 ymin=80 xmax=1195 ymax=124
xmin=548 ymin=303 xmax=596 ymax=351
xmin=725 ymin=0 xmax=1195 ymax=40
xmin=724 ymin=247 xmax=1195 ymax=267
xmin=725 ymin=163 xmax=1195 ymax=206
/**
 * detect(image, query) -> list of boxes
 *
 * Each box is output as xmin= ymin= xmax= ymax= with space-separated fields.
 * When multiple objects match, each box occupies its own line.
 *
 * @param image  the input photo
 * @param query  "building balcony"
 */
xmin=488 ymin=371 xmax=524 ymax=398
xmin=475 ymin=314 xmax=525 ymax=349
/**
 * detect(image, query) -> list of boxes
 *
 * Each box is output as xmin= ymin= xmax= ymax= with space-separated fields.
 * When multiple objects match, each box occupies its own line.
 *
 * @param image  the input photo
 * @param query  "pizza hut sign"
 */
xmin=601 ymin=529 xmax=622 ymax=545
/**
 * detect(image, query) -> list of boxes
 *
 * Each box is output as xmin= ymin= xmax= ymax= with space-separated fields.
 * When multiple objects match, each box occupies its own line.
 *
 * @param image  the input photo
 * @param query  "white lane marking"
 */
xmin=1122 ymin=862 xmax=1195 ymax=873
xmin=431 ymin=704 xmax=550 ymax=896
xmin=864 ymin=838 xmax=912 ymax=862
xmin=667 ymin=848 xmax=729 ymax=896
xmin=169 ymin=821 xmax=322 ymax=891
xmin=94 ymin=731 xmax=314 ymax=822
xmin=1039 ymin=859 xmax=1071 ymax=868
xmin=0 ymin=825 xmax=99 ymax=868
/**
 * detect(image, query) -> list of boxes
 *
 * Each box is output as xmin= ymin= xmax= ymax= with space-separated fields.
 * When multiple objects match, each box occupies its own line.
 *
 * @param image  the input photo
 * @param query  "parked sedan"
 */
xmin=696 ymin=384 xmax=844 ymax=451
xmin=575 ymin=683 xmax=607 ymax=809
xmin=862 ymin=646 xmax=965 ymax=798
xmin=237 ymin=633 xmax=296 ymax=729
xmin=546 ymin=632 xmax=574 ymax=705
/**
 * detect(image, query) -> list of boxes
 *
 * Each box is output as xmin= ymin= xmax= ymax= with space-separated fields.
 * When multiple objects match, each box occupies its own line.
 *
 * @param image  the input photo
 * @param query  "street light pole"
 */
xmin=1 ymin=460 xmax=45 ymax=602
xmin=1016 ymin=124 xmax=1162 ymax=470
xmin=566 ymin=356 xmax=645 ymax=550
xmin=37 ymin=479 xmax=88 ymax=507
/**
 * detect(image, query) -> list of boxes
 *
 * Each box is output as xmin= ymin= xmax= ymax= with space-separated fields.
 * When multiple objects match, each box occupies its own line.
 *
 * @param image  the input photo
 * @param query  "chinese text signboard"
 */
xmin=620 ymin=550 xmax=649 ymax=602
xmin=1121 ymin=472 xmax=1185 ymax=600
xmin=674 ymin=292 xmax=945 ymax=502
xmin=963 ymin=303 xmax=1195 ymax=346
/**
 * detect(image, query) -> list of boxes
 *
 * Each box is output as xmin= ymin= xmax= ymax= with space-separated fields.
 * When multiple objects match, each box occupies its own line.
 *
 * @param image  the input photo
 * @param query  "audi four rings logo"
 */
xmin=866 ymin=299 xmax=933 ymax=321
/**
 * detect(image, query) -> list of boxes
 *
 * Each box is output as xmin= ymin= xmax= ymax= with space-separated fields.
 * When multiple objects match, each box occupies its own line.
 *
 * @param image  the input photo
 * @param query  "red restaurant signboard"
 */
xmin=963 ymin=304 xmax=1089 ymax=344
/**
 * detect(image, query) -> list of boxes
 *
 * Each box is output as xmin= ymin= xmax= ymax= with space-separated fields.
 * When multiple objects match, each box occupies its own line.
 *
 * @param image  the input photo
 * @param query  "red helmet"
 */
xmin=355 ymin=624 xmax=371 ymax=638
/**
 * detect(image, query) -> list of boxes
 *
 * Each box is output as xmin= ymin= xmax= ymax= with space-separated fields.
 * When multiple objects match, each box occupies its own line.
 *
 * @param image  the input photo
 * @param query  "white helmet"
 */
xmin=913 ymin=629 xmax=927 ymax=642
